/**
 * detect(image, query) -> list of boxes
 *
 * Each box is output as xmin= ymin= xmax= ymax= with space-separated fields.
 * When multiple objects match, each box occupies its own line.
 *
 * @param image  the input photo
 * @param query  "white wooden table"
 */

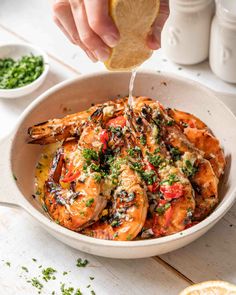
xmin=0 ymin=1 xmax=236 ymax=294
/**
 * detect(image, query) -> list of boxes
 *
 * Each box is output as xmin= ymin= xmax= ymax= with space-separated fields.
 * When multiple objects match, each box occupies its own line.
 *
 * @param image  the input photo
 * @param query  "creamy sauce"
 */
xmin=34 ymin=142 xmax=61 ymax=202
xmin=128 ymin=68 xmax=138 ymax=107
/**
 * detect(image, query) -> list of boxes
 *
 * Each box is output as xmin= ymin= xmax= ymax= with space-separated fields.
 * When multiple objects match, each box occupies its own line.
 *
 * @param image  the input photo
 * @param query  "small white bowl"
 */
xmin=0 ymin=43 xmax=49 ymax=99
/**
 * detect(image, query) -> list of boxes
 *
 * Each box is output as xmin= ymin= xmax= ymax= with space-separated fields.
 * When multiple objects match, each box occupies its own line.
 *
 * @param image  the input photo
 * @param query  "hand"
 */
xmin=53 ymin=0 xmax=169 ymax=62
xmin=147 ymin=0 xmax=170 ymax=50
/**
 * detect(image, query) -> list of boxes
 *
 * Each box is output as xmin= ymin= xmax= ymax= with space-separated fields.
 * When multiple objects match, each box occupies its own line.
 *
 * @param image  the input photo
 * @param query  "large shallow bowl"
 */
xmin=0 ymin=71 xmax=236 ymax=259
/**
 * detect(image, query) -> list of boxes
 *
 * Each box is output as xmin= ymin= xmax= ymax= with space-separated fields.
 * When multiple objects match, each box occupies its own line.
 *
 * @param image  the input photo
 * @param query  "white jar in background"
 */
xmin=161 ymin=0 xmax=215 ymax=65
xmin=210 ymin=0 xmax=236 ymax=83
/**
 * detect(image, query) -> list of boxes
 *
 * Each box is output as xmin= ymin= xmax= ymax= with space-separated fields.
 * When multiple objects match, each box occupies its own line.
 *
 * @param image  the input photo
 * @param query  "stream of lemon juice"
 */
xmin=128 ymin=68 xmax=138 ymax=107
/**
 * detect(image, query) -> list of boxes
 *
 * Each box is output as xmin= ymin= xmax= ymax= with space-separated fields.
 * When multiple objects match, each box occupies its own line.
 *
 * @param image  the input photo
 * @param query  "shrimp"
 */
xmin=82 ymin=113 xmax=149 ymax=241
xmin=167 ymin=109 xmax=225 ymax=177
xmin=43 ymin=124 xmax=107 ymax=231
xmin=191 ymin=158 xmax=219 ymax=220
xmin=167 ymin=109 xmax=208 ymax=130
xmin=183 ymin=127 xmax=225 ymax=178
xmin=127 ymin=100 xmax=195 ymax=237
xmin=82 ymin=158 xmax=148 ymax=241
xmin=28 ymin=98 xmax=126 ymax=145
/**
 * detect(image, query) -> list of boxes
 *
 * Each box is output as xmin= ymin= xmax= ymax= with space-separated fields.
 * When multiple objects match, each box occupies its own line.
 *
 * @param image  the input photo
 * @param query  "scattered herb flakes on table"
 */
xmin=2 ymin=257 xmax=95 ymax=295
xmin=76 ymin=258 xmax=89 ymax=268
xmin=0 ymin=55 xmax=44 ymax=89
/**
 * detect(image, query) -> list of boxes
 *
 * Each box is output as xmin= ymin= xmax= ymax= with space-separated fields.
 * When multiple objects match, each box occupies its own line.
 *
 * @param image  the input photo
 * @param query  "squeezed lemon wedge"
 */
xmin=105 ymin=0 xmax=160 ymax=71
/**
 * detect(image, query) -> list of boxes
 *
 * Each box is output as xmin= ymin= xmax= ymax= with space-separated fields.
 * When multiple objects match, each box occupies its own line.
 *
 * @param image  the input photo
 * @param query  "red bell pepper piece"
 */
xmin=61 ymin=170 xmax=80 ymax=183
xmin=106 ymin=116 xmax=126 ymax=128
xmin=61 ymin=161 xmax=80 ymax=183
xmin=147 ymin=182 xmax=159 ymax=193
xmin=100 ymin=130 xmax=109 ymax=152
xmin=160 ymin=183 xmax=183 ymax=199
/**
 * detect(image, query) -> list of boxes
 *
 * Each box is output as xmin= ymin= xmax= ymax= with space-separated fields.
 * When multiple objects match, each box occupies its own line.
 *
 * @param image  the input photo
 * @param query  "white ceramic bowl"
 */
xmin=0 ymin=71 xmax=236 ymax=259
xmin=0 ymin=43 xmax=49 ymax=99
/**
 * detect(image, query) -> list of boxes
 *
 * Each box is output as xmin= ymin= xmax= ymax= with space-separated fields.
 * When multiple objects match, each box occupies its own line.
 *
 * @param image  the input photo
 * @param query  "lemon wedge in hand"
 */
xmin=105 ymin=0 xmax=160 ymax=71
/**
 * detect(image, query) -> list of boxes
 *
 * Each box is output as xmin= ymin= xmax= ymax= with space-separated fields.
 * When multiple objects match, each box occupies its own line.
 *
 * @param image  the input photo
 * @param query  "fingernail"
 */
xmin=93 ymin=48 xmax=110 ymax=62
xmin=103 ymin=34 xmax=119 ymax=47
xmin=85 ymin=50 xmax=98 ymax=63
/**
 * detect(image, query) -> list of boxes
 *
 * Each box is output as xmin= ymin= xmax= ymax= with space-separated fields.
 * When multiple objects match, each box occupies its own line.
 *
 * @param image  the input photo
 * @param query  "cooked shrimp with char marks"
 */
xmin=128 ymin=102 xmax=195 ymax=237
xmin=44 ymin=126 xmax=106 ymax=231
xmin=29 ymin=96 xmax=225 ymax=240
xmin=82 ymin=158 xmax=148 ymax=241
xmin=28 ymin=98 xmax=127 ymax=145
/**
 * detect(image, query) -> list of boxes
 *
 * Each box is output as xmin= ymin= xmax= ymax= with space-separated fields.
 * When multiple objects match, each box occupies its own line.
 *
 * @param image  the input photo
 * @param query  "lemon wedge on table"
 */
xmin=179 ymin=281 xmax=236 ymax=295
xmin=105 ymin=0 xmax=160 ymax=71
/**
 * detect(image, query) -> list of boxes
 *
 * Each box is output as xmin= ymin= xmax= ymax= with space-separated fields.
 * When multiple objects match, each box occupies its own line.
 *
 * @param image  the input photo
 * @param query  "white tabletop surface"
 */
xmin=1 ymin=1 xmax=236 ymax=294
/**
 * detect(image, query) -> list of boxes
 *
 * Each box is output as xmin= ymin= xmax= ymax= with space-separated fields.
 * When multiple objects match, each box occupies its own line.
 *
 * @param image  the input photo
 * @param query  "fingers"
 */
xmin=84 ymin=0 xmax=120 ymax=47
xmin=53 ymin=0 xmax=97 ymax=62
xmin=53 ymin=0 xmax=81 ymax=44
xmin=53 ymin=15 xmax=76 ymax=44
xmin=70 ymin=0 xmax=110 ymax=61
xmin=147 ymin=0 xmax=169 ymax=50
xmin=53 ymin=0 xmax=119 ymax=62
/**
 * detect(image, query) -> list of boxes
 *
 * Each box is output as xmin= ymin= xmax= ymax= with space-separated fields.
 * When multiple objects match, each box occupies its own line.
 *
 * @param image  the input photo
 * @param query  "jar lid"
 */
xmin=216 ymin=0 xmax=236 ymax=24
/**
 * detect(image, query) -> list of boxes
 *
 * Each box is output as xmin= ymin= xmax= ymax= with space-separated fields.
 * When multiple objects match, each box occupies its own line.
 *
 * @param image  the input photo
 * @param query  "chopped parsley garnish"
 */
xmin=91 ymin=291 xmax=96 ymax=295
xmin=89 ymin=277 xmax=94 ymax=280
xmin=182 ymin=160 xmax=198 ymax=177
xmin=109 ymin=159 xmax=125 ymax=185
xmin=111 ymin=220 xmax=120 ymax=227
xmin=156 ymin=203 xmax=171 ymax=215
xmin=129 ymin=161 xmax=157 ymax=185
xmin=161 ymin=173 xmax=179 ymax=186
xmin=166 ymin=120 xmax=174 ymax=126
xmin=60 ymin=283 xmax=74 ymax=295
xmin=147 ymin=153 xmax=163 ymax=168
xmin=141 ymin=170 xmax=157 ymax=185
xmin=140 ymin=135 xmax=146 ymax=145
xmin=63 ymin=271 xmax=68 ymax=276
xmin=109 ymin=126 xmax=123 ymax=138
xmin=90 ymin=163 xmax=101 ymax=172
xmin=31 ymin=277 xmax=43 ymax=292
xmin=154 ymin=148 xmax=160 ymax=154
xmin=21 ymin=266 xmax=29 ymax=272
xmin=127 ymin=146 xmax=141 ymax=157
xmin=32 ymin=258 xmax=37 ymax=262
xmin=86 ymin=198 xmax=94 ymax=207
xmin=169 ymin=147 xmax=182 ymax=161
xmin=82 ymin=149 xmax=99 ymax=164
xmin=42 ymin=267 xmax=57 ymax=282
xmin=5 ymin=261 xmax=11 ymax=267
xmin=13 ymin=174 xmax=17 ymax=181
xmin=129 ymin=161 xmax=143 ymax=174
xmin=0 ymin=55 xmax=44 ymax=89
xmin=76 ymin=258 xmax=89 ymax=267
xmin=182 ymin=122 xmax=189 ymax=128
xmin=92 ymin=173 xmax=102 ymax=183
